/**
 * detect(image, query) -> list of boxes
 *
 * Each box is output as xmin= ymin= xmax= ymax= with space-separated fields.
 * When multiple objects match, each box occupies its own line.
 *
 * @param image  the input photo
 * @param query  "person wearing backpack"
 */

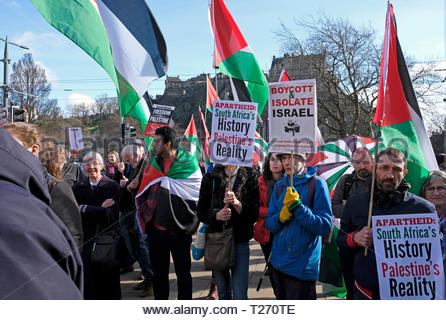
xmin=331 ymin=147 xmax=373 ymax=299
xmin=265 ymin=152 xmax=332 ymax=299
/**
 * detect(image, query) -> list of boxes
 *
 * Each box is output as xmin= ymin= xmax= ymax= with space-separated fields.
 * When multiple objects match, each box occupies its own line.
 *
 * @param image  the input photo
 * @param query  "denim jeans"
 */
xmin=139 ymin=233 xmax=153 ymax=281
xmin=213 ymin=241 xmax=250 ymax=300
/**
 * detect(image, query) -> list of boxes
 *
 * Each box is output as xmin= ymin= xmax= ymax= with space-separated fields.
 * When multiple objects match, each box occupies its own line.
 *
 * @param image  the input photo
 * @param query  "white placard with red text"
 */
xmin=268 ymin=79 xmax=317 ymax=153
xmin=210 ymin=100 xmax=257 ymax=167
xmin=372 ymin=213 xmax=444 ymax=300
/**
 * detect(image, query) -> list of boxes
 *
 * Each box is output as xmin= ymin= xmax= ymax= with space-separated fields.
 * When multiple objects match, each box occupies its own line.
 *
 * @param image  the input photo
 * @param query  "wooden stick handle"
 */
xmin=364 ymin=131 xmax=381 ymax=256
xmin=290 ymin=151 xmax=294 ymax=187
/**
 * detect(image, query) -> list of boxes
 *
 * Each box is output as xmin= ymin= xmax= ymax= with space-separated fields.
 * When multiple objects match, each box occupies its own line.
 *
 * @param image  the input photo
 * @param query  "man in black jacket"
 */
xmin=0 ymin=128 xmax=83 ymax=299
xmin=337 ymin=148 xmax=436 ymax=299
xmin=332 ymin=147 xmax=374 ymax=299
xmin=3 ymin=123 xmax=83 ymax=250
xmin=120 ymin=144 xmax=153 ymax=296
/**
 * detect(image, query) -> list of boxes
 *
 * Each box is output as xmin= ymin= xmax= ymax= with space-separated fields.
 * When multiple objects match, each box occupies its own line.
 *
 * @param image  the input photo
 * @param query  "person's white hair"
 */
xmin=121 ymin=144 xmax=144 ymax=158
xmin=83 ymin=151 xmax=104 ymax=167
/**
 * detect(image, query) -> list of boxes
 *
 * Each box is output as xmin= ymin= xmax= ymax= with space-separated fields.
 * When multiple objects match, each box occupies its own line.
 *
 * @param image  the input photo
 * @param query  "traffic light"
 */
xmin=11 ymin=106 xmax=25 ymax=123
xmin=121 ymin=122 xmax=136 ymax=145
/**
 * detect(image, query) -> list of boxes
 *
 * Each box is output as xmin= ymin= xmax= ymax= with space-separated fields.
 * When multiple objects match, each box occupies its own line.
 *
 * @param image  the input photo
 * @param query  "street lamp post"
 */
xmin=0 ymin=36 xmax=29 ymax=112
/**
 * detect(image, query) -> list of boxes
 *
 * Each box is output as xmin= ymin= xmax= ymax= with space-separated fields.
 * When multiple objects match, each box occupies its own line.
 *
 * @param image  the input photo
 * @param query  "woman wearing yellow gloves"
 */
xmin=265 ymin=153 xmax=333 ymax=299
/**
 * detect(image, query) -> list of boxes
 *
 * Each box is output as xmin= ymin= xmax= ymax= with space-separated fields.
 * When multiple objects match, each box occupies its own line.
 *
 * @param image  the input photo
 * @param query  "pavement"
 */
xmin=120 ymin=239 xmax=342 ymax=300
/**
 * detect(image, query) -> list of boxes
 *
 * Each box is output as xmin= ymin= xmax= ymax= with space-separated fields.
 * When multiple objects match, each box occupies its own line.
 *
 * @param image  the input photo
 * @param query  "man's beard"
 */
xmin=378 ymin=178 xmax=398 ymax=192
xmin=357 ymin=169 xmax=371 ymax=179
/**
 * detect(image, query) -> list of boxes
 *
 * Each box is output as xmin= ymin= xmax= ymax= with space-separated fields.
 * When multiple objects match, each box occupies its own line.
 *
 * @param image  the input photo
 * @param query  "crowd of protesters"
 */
xmin=0 ymin=123 xmax=445 ymax=300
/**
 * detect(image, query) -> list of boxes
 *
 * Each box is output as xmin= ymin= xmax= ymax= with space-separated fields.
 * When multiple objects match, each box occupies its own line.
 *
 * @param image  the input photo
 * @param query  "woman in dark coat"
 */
xmin=72 ymin=152 xmax=121 ymax=300
xmin=197 ymin=164 xmax=259 ymax=300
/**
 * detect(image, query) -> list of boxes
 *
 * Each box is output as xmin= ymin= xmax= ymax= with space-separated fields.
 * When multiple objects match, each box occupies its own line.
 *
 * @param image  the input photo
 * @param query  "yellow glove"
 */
xmin=283 ymin=187 xmax=299 ymax=207
xmin=279 ymin=206 xmax=293 ymax=223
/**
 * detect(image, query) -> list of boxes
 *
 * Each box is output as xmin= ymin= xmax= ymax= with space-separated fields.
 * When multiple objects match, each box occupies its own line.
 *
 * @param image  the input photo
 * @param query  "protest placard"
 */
xmin=210 ymin=100 xmax=257 ymax=167
xmin=66 ymin=127 xmax=84 ymax=150
xmin=143 ymin=104 xmax=175 ymax=137
xmin=268 ymin=79 xmax=317 ymax=153
xmin=372 ymin=213 xmax=445 ymax=300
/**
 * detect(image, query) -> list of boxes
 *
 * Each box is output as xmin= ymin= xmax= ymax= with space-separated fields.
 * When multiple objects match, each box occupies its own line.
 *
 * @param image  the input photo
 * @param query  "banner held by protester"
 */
xmin=372 ymin=213 xmax=445 ymax=300
xmin=268 ymin=79 xmax=317 ymax=154
xmin=143 ymin=104 xmax=175 ymax=137
xmin=210 ymin=99 xmax=257 ymax=167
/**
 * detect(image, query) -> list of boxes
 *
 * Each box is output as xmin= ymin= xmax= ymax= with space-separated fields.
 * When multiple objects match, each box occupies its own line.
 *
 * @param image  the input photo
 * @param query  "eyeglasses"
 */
xmin=425 ymin=186 xmax=446 ymax=193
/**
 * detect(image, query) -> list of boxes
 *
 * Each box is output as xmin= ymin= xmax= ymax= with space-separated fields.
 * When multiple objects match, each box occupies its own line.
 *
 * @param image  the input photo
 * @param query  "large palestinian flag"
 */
xmin=135 ymin=117 xmax=202 ymax=233
xmin=308 ymin=135 xmax=382 ymax=196
xmin=32 ymin=0 xmax=168 ymax=133
xmin=374 ymin=3 xmax=438 ymax=194
xmin=209 ymin=0 xmax=268 ymax=115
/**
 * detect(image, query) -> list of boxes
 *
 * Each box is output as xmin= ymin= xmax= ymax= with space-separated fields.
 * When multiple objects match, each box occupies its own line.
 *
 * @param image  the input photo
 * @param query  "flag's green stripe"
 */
xmin=247 ymin=82 xmax=268 ymax=116
xmin=319 ymin=144 xmax=351 ymax=159
xmin=31 ymin=0 xmax=118 ymax=86
xmin=255 ymin=138 xmax=269 ymax=151
xmin=218 ymin=50 xmax=268 ymax=115
xmin=168 ymin=148 xmax=200 ymax=179
xmin=117 ymin=73 xmax=143 ymax=118
xmin=325 ymin=165 xmax=351 ymax=191
xmin=381 ymin=120 xmax=429 ymax=195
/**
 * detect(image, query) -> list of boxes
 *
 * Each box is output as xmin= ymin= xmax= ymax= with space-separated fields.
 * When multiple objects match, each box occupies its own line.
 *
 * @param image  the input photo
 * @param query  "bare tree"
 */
xmin=95 ymin=94 xmax=118 ymax=118
xmin=68 ymin=102 xmax=92 ymax=118
xmin=276 ymin=15 xmax=381 ymax=139
xmin=9 ymin=53 xmax=60 ymax=123
xmin=407 ymin=60 xmax=446 ymax=134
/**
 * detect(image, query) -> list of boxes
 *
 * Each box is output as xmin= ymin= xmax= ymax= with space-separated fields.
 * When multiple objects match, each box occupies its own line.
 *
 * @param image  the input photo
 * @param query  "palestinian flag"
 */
xmin=135 ymin=117 xmax=202 ymax=233
xmin=206 ymin=74 xmax=219 ymax=112
xmin=279 ymin=68 xmax=291 ymax=82
xmin=374 ymin=3 xmax=438 ymax=194
xmin=209 ymin=0 xmax=268 ymax=115
xmin=254 ymin=131 xmax=269 ymax=164
xmin=32 ymin=0 xmax=167 ymax=135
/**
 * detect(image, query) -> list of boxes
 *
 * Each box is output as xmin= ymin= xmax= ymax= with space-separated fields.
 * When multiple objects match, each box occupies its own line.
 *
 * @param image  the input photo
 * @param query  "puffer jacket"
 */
xmin=266 ymin=166 xmax=332 ymax=281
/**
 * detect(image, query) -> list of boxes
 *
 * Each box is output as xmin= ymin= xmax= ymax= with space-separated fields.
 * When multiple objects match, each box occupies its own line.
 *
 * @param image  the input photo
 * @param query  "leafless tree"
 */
xmin=9 ymin=53 xmax=60 ymax=123
xmin=276 ymin=15 xmax=381 ymax=139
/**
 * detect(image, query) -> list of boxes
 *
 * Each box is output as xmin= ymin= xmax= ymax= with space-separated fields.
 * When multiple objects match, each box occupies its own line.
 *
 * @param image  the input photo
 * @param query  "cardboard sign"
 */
xmin=66 ymin=127 xmax=84 ymax=150
xmin=143 ymin=104 xmax=175 ymax=137
xmin=210 ymin=100 xmax=257 ymax=167
xmin=268 ymin=79 xmax=317 ymax=153
xmin=372 ymin=213 xmax=445 ymax=300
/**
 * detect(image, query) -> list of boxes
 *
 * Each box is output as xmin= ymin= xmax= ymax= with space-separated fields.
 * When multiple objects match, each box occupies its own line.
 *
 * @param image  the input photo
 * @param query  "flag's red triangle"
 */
xmin=184 ymin=115 xmax=197 ymax=137
xmin=206 ymin=74 xmax=220 ymax=110
xmin=209 ymin=0 xmax=248 ymax=67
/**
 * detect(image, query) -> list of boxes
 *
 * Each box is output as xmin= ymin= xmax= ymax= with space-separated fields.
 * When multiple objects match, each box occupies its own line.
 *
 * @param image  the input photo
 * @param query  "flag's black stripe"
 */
xmin=231 ymin=77 xmax=252 ymax=102
xmin=394 ymin=21 xmax=423 ymax=119
xmin=101 ymin=0 xmax=168 ymax=76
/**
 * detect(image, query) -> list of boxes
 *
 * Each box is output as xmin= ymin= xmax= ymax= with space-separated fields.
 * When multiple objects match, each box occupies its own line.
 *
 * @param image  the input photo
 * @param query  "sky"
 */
xmin=0 ymin=0 xmax=444 ymax=113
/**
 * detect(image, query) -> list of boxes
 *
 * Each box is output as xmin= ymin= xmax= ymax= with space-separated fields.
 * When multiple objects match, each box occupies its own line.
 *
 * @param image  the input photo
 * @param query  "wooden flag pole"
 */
xmin=364 ymin=130 xmax=381 ymax=256
xmin=290 ymin=151 xmax=294 ymax=187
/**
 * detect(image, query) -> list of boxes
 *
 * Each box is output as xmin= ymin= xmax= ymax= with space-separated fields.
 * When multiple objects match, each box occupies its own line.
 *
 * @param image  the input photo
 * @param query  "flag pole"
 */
xmin=364 ymin=129 xmax=381 ymax=256
xmin=290 ymin=151 xmax=294 ymax=187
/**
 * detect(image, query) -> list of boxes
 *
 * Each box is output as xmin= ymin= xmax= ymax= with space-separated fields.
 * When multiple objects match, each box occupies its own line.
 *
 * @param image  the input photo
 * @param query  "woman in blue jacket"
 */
xmin=266 ymin=152 xmax=332 ymax=299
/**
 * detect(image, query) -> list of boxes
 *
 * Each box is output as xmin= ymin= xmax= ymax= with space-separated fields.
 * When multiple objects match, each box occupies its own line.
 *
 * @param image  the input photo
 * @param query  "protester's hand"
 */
xmin=224 ymin=190 xmax=242 ymax=213
xmin=117 ymin=162 xmax=125 ymax=172
xmin=127 ymin=177 xmax=139 ymax=191
xmin=279 ymin=206 xmax=293 ymax=223
xmin=101 ymin=198 xmax=115 ymax=208
xmin=120 ymin=177 xmax=129 ymax=188
xmin=354 ymin=227 xmax=373 ymax=248
xmin=342 ymin=200 xmax=347 ymax=205
xmin=283 ymin=187 xmax=299 ymax=207
xmin=216 ymin=207 xmax=232 ymax=221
